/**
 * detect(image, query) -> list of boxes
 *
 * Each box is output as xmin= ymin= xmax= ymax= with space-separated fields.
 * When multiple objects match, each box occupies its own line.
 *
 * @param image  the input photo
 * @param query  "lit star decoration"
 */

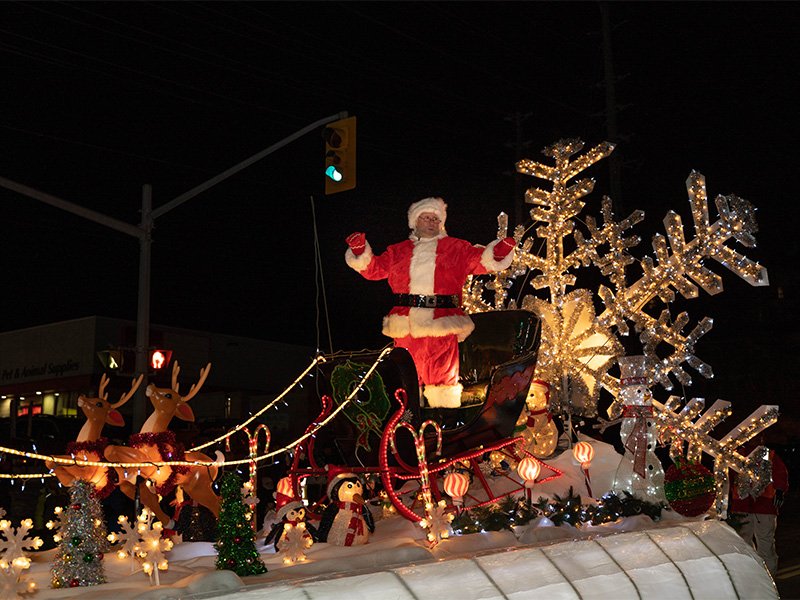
xmin=655 ymin=395 xmax=779 ymax=517
xmin=462 ymin=139 xmax=768 ymax=429
xmin=133 ymin=509 xmax=173 ymax=586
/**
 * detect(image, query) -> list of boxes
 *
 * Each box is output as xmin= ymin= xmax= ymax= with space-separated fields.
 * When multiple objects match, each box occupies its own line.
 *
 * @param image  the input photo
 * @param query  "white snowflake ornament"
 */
xmin=0 ymin=518 xmax=44 ymax=571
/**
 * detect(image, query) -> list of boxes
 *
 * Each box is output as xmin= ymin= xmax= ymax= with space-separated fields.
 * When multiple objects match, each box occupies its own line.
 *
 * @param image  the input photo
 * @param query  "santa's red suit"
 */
xmin=345 ymin=197 xmax=514 ymax=408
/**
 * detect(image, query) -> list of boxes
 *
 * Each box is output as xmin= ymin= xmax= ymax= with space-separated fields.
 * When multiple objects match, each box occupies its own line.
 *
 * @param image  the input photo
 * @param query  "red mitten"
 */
xmin=493 ymin=237 xmax=516 ymax=260
xmin=346 ymin=232 xmax=367 ymax=256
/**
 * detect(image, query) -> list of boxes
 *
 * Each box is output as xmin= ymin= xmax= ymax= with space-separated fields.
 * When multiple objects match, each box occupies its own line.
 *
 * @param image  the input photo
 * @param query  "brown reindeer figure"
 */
xmin=104 ymin=361 xmax=221 ymax=526
xmin=45 ymin=373 xmax=143 ymax=499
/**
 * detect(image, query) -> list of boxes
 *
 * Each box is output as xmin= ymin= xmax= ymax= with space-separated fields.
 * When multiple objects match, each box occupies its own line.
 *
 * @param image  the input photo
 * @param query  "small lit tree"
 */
xmin=214 ymin=473 xmax=267 ymax=576
xmin=51 ymin=480 xmax=107 ymax=588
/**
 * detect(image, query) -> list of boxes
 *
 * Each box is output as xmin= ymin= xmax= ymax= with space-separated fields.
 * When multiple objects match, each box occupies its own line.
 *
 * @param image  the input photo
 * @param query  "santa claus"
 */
xmin=345 ymin=197 xmax=515 ymax=408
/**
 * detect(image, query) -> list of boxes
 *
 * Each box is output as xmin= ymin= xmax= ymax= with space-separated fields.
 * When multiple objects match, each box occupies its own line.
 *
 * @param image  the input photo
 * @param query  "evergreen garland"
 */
xmin=214 ymin=473 xmax=267 ymax=576
xmin=452 ymin=487 xmax=667 ymax=535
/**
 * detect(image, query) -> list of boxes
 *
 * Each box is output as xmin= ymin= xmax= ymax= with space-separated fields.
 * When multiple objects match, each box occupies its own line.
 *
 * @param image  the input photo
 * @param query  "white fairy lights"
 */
xmin=463 ymin=139 xmax=768 ymax=425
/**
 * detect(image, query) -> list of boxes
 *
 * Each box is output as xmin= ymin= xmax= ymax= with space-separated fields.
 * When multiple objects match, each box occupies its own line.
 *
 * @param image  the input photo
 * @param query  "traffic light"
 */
xmin=97 ymin=349 xmax=123 ymax=371
xmin=323 ymin=116 xmax=356 ymax=195
xmin=149 ymin=349 xmax=173 ymax=371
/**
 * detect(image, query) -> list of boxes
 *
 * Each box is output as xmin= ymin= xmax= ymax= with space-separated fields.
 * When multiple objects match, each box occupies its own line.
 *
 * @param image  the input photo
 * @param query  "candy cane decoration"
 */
xmin=227 ymin=423 xmax=271 ymax=529
xmin=388 ymin=399 xmax=448 ymax=545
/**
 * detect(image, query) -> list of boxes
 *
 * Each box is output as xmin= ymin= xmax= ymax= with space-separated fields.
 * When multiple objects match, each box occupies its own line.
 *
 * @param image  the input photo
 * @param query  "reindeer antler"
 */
xmin=182 ymin=363 xmax=212 ymax=402
xmin=111 ymin=374 xmax=144 ymax=409
xmin=98 ymin=373 xmax=110 ymax=400
xmin=171 ymin=361 xmax=182 ymax=394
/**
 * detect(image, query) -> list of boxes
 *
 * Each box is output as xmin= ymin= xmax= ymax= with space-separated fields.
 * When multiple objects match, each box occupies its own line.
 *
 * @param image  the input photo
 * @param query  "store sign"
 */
xmin=1 ymin=359 xmax=81 ymax=382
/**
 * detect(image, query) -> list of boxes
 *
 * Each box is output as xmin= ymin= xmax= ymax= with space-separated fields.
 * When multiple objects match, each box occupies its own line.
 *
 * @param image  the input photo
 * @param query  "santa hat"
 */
xmin=275 ymin=489 xmax=304 ymax=521
xmin=326 ymin=465 xmax=359 ymax=499
xmin=407 ymin=197 xmax=447 ymax=230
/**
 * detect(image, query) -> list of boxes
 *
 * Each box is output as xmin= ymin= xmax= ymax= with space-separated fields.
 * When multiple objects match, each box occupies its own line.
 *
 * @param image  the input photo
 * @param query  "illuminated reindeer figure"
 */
xmin=105 ymin=361 xmax=221 ymax=526
xmin=45 ymin=373 xmax=143 ymax=499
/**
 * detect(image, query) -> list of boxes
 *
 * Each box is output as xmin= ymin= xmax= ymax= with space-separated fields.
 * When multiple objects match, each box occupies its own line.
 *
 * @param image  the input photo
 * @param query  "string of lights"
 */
xmin=0 ymin=346 xmax=393 ymax=476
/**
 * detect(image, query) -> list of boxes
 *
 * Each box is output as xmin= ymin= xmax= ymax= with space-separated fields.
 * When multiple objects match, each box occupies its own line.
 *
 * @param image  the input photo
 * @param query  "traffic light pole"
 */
xmin=133 ymin=185 xmax=154 ymax=430
xmin=1 ymin=112 xmax=347 ymax=430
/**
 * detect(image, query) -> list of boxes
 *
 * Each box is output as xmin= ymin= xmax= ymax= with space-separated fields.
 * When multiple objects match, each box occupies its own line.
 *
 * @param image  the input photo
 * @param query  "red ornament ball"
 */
xmin=234 ymin=537 xmax=241 ymax=544
xmin=664 ymin=461 xmax=715 ymax=517
xmin=97 ymin=552 xmax=104 ymax=561
xmin=69 ymin=579 xmax=80 ymax=587
xmin=71 ymin=504 xmax=82 ymax=510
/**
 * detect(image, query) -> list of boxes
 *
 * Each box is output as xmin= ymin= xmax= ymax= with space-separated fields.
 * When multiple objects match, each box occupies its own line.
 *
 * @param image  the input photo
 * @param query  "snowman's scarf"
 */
xmin=622 ymin=405 xmax=653 ymax=478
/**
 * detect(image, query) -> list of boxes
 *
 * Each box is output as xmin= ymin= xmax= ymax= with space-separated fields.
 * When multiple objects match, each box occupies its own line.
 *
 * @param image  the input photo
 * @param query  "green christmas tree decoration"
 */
xmin=51 ymin=480 xmax=107 ymax=588
xmin=214 ymin=472 xmax=267 ymax=576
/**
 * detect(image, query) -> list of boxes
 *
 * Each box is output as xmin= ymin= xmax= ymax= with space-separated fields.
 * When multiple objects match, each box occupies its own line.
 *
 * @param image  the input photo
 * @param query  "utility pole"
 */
xmin=599 ymin=1 xmax=624 ymax=214
xmin=505 ymin=111 xmax=533 ymax=227
xmin=0 ymin=111 xmax=346 ymax=429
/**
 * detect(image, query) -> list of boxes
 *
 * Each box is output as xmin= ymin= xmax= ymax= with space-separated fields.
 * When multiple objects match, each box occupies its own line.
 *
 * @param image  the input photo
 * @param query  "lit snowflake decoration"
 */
xmin=107 ymin=514 xmax=140 ymax=561
xmin=132 ymin=509 xmax=173 ymax=584
xmin=464 ymin=138 xmax=769 ymax=420
xmin=279 ymin=523 xmax=314 ymax=565
xmin=0 ymin=566 xmax=37 ymax=598
xmin=419 ymin=500 xmax=453 ymax=547
xmin=46 ymin=505 xmax=64 ymax=544
xmin=0 ymin=518 xmax=44 ymax=571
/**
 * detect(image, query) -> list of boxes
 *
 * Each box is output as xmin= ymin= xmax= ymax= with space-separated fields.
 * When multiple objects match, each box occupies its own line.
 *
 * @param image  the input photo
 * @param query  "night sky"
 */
xmin=2 ymin=2 xmax=798 ymax=422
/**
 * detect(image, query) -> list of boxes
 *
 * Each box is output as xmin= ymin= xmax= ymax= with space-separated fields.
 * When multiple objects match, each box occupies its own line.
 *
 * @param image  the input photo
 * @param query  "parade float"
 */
xmin=0 ymin=139 xmax=780 ymax=599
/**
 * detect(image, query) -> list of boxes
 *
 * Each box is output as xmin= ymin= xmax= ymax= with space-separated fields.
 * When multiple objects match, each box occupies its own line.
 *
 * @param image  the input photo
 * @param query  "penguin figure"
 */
xmin=317 ymin=472 xmax=375 ymax=546
xmin=264 ymin=500 xmax=318 ymax=552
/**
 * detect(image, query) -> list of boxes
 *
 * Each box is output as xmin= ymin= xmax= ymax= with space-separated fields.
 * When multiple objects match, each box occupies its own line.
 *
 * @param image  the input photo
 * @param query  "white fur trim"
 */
xmin=382 ymin=311 xmax=475 ymax=341
xmin=480 ymin=239 xmax=515 ymax=272
xmin=408 ymin=238 xmax=437 ymax=294
xmin=424 ymin=384 xmax=463 ymax=408
xmin=345 ymin=243 xmax=374 ymax=272
xmin=408 ymin=197 xmax=447 ymax=229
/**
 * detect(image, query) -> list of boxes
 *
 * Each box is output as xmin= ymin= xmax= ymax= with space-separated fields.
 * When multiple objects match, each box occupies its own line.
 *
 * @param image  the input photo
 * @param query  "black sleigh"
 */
xmin=288 ymin=309 xmax=561 ymax=522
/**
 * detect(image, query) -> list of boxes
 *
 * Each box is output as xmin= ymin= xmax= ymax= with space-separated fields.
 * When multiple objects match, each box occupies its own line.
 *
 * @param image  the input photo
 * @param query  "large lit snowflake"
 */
xmin=464 ymin=138 xmax=768 ymax=419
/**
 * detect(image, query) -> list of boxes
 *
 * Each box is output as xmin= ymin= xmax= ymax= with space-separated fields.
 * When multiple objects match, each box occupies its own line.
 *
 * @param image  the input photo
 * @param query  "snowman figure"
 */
xmin=515 ymin=379 xmax=558 ymax=458
xmin=317 ymin=469 xmax=375 ymax=546
xmin=611 ymin=356 xmax=666 ymax=503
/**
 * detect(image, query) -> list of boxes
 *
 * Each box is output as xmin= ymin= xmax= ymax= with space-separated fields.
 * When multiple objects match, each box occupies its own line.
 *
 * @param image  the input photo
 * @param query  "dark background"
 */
xmin=1 ymin=2 xmax=798 ymax=429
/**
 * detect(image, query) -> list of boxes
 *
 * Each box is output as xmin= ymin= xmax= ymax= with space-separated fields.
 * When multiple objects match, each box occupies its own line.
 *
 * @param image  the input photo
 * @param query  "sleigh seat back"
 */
xmin=309 ymin=310 xmax=540 ymax=468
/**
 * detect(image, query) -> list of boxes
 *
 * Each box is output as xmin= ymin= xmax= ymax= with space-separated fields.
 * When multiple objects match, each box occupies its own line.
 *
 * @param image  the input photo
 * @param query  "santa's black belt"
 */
xmin=394 ymin=294 xmax=459 ymax=308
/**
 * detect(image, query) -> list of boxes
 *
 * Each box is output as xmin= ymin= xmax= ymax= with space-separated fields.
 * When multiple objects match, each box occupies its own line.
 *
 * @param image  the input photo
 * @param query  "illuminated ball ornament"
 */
xmin=517 ymin=456 xmax=541 ymax=488
xmin=664 ymin=461 xmax=715 ymax=517
xmin=443 ymin=471 xmax=470 ymax=510
xmin=572 ymin=441 xmax=594 ymax=468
